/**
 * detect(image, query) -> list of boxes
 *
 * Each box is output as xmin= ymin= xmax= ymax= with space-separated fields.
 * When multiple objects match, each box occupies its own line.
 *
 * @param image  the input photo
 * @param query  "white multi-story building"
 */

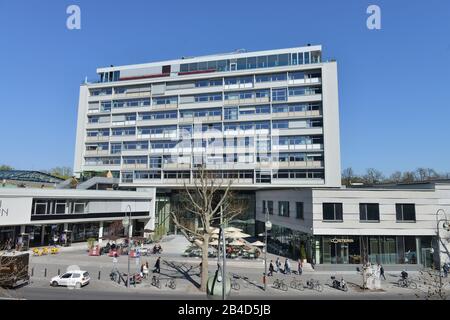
xmin=74 ymin=45 xmax=341 ymax=189
xmin=255 ymin=182 xmax=450 ymax=266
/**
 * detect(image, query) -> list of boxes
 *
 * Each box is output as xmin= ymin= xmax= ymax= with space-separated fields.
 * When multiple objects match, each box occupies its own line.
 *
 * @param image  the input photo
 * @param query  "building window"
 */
xmin=296 ymin=202 xmax=304 ymax=219
xmin=322 ymin=203 xmax=343 ymax=221
xmin=54 ymin=201 xmax=67 ymax=214
xmin=73 ymin=202 xmax=86 ymax=214
xmin=267 ymin=201 xmax=274 ymax=215
xmin=278 ymin=201 xmax=290 ymax=217
xmin=396 ymin=204 xmax=416 ymax=222
xmin=359 ymin=203 xmax=380 ymax=222
xmin=33 ymin=201 xmax=48 ymax=215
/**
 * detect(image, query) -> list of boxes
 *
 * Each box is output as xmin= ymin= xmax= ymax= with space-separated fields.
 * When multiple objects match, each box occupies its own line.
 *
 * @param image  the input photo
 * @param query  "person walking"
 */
xmin=112 ymin=252 xmax=119 ymax=273
xmin=443 ymin=262 xmax=449 ymax=278
xmin=297 ymin=259 xmax=303 ymax=276
xmin=153 ymin=257 xmax=161 ymax=273
xmin=379 ymin=264 xmax=386 ymax=280
xmin=275 ymin=257 xmax=281 ymax=273
xmin=284 ymin=259 xmax=291 ymax=275
xmin=268 ymin=260 xmax=274 ymax=276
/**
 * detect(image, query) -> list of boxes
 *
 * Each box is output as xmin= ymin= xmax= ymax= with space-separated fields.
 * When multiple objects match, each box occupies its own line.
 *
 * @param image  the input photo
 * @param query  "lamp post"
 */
xmin=264 ymin=207 xmax=272 ymax=291
xmin=220 ymin=204 xmax=226 ymax=301
xmin=123 ymin=204 xmax=132 ymax=288
xmin=435 ymin=209 xmax=449 ymax=291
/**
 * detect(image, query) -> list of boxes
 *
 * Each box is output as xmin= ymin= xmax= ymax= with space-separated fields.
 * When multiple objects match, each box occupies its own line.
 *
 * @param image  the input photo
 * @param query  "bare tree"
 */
xmin=389 ymin=171 xmax=402 ymax=183
xmin=363 ymin=168 xmax=384 ymax=185
xmin=170 ymin=165 xmax=248 ymax=292
xmin=341 ymin=167 xmax=355 ymax=187
xmin=401 ymin=171 xmax=416 ymax=183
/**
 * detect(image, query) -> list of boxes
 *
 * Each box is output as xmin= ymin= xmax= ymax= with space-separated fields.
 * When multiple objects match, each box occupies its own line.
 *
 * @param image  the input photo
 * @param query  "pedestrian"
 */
xmin=154 ymin=257 xmax=161 ymax=273
xmin=284 ymin=259 xmax=291 ymax=274
xmin=112 ymin=252 xmax=119 ymax=272
xmin=268 ymin=260 xmax=274 ymax=276
xmin=297 ymin=259 xmax=303 ymax=276
xmin=142 ymin=262 xmax=149 ymax=279
xmin=275 ymin=257 xmax=280 ymax=273
xmin=443 ymin=262 xmax=449 ymax=278
xmin=379 ymin=264 xmax=386 ymax=280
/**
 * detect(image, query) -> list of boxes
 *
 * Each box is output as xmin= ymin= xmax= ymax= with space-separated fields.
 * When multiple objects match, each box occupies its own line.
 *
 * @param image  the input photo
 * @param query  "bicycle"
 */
xmin=273 ymin=279 xmax=288 ymax=291
xmin=290 ymin=278 xmax=305 ymax=291
xmin=306 ymin=279 xmax=323 ymax=292
xmin=398 ymin=277 xmax=417 ymax=289
xmin=165 ymin=278 xmax=176 ymax=290
xmin=151 ymin=275 xmax=161 ymax=289
xmin=231 ymin=278 xmax=240 ymax=291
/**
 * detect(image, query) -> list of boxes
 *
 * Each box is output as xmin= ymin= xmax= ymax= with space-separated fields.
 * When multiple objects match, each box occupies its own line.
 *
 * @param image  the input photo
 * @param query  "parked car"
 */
xmin=50 ymin=271 xmax=90 ymax=288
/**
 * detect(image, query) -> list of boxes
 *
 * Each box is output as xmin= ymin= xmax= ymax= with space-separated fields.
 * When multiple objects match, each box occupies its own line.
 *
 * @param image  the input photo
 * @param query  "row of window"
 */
xmin=95 ymin=69 xmax=322 ymax=93
xmin=89 ymin=102 xmax=321 ymax=122
xmin=179 ymin=51 xmax=321 ymax=73
xmin=261 ymin=201 xmax=417 ymax=222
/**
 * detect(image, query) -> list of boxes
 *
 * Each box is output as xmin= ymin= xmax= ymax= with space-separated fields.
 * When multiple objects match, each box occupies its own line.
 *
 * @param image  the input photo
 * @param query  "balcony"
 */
xmin=162 ymin=163 xmax=191 ymax=170
xmin=224 ymin=97 xmax=270 ymax=106
xmin=287 ymin=94 xmax=322 ymax=103
xmin=272 ymin=144 xmax=323 ymax=152
xmin=272 ymin=110 xmax=321 ymax=119
xmin=150 ymin=103 xmax=178 ymax=111
xmin=122 ymin=163 xmax=148 ymax=170
xmin=84 ymin=149 xmax=109 ymax=156
xmin=86 ymin=121 xmax=111 ymax=129
xmin=179 ymin=115 xmax=222 ymax=124
xmin=86 ymin=136 xmax=109 ymax=142
xmin=111 ymin=120 xmax=136 ymax=127
xmin=274 ymin=161 xmax=324 ymax=169
xmin=288 ymin=77 xmax=321 ymax=86
xmin=137 ymin=118 xmax=178 ymax=126
xmin=113 ymin=91 xmax=151 ymax=100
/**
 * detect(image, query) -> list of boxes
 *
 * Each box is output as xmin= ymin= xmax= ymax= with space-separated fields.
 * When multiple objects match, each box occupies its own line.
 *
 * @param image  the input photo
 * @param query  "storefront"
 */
xmin=316 ymin=235 xmax=434 ymax=266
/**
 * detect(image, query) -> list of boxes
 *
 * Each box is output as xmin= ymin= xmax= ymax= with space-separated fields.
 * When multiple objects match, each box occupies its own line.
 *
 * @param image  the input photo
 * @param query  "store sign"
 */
xmin=330 ymin=238 xmax=354 ymax=244
xmin=0 ymin=197 xmax=33 ymax=225
xmin=0 ymin=200 xmax=8 ymax=216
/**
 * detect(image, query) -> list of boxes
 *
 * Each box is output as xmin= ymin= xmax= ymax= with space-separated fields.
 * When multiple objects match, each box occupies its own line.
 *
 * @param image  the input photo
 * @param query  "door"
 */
xmin=59 ymin=273 xmax=72 ymax=286
xmin=71 ymin=273 xmax=81 ymax=286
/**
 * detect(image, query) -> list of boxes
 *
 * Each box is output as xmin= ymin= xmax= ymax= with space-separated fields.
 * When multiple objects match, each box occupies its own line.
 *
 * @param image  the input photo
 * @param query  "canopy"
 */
xmin=209 ymin=240 xmax=219 ymax=246
xmin=250 ymin=240 xmax=266 ymax=247
xmin=229 ymin=239 xmax=246 ymax=246
xmin=224 ymin=227 xmax=242 ymax=233
xmin=226 ymin=231 xmax=251 ymax=239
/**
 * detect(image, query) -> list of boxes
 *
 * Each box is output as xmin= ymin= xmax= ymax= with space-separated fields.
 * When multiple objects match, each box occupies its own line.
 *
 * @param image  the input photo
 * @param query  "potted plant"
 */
xmin=86 ymin=238 xmax=96 ymax=251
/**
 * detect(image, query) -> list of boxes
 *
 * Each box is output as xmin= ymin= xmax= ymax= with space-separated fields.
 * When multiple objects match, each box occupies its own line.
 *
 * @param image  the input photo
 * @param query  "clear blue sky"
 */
xmin=1 ymin=0 xmax=449 ymax=175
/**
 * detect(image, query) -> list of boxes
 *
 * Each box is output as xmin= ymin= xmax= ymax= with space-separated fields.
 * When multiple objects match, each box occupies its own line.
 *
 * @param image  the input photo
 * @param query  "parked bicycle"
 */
xmin=151 ymin=275 xmax=161 ymax=289
xmin=273 ymin=279 xmax=288 ymax=291
xmin=290 ymin=278 xmax=305 ymax=291
xmin=327 ymin=276 xmax=348 ymax=292
xmin=165 ymin=278 xmax=176 ymax=290
xmin=306 ymin=279 xmax=323 ymax=292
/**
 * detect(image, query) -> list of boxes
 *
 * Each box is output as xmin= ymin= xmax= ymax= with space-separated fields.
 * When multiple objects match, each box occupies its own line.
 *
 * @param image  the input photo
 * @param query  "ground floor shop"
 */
xmin=0 ymin=219 xmax=150 ymax=248
xmin=315 ymin=235 xmax=434 ymax=267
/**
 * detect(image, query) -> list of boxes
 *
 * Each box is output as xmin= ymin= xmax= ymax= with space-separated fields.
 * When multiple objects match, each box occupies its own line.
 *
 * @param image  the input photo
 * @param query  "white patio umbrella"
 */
xmin=229 ymin=239 xmax=246 ymax=246
xmin=250 ymin=240 xmax=266 ymax=247
xmin=209 ymin=239 xmax=219 ymax=246
xmin=224 ymin=226 xmax=242 ymax=233
xmin=226 ymin=231 xmax=251 ymax=239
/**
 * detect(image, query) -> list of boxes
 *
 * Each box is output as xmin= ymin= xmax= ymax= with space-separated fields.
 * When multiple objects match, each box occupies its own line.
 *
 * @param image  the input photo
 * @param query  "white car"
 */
xmin=50 ymin=271 xmax=90 ymax=288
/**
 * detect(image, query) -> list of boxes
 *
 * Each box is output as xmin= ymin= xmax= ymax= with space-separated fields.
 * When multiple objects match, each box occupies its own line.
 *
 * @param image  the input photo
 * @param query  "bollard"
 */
xmin=44 ymin=268 xmax=47 ymax=277
xmin=58 ymin=269 xmax=60 ymax=275
xmin=31 ymin=267 xmax=34 ymax=277
xmin=98 ymin=271 xmax=101 ymax=280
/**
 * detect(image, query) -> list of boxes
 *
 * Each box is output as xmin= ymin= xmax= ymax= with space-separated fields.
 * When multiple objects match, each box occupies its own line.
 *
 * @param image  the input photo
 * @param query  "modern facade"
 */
xmin=74 ymin=45 xmax=341 ymax=189
xmin=0 ymin=188 xmax=155 ymax=247
xmin=255 ymin=181 xmax=450 ymax=267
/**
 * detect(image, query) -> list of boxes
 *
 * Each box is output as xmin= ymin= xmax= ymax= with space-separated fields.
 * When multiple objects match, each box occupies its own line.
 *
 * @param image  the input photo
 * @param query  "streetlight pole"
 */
xmin=125 ymin=204 xmax=132 ymax=288
xmin=435 ymin=209 xmax=448 ymax=291
xmin=264 ymin=207 xmax=271 ymax=291
xmin=220 ymin=204 xmax=226 ymax=301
